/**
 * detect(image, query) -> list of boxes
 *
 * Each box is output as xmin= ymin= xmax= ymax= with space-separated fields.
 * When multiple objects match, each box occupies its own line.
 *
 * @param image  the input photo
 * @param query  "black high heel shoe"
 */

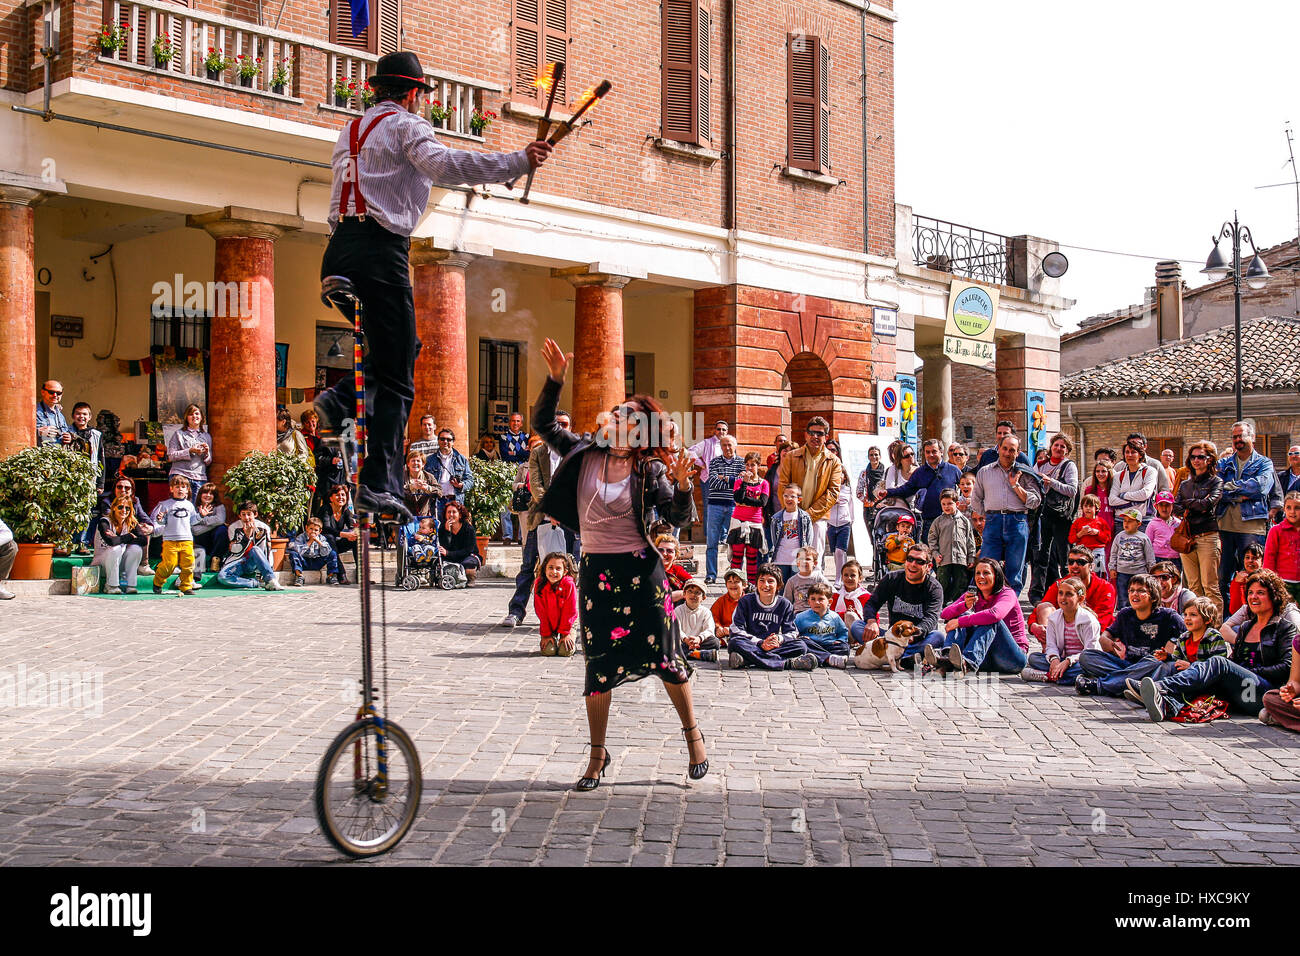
xmin=574 ymin=744 xmax=611 ymax=792
xmin=682 ymin=725 xmax=709 ymax=780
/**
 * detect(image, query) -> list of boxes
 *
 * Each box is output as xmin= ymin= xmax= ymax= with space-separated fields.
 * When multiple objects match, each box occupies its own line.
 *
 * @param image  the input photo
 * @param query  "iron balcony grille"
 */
xmin=912 ymin=215 xmax=1011 ymax=287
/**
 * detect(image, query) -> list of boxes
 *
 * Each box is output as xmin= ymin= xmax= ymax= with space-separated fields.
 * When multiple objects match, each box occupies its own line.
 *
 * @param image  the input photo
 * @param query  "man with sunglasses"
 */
xmin=36 ymin=381 xmax=73 ymax=447
xmin=1030 ymin=545 xmax=1117 ymax=641
xmin=425 ymin=428 xmax=473 ymax=524
xmin=777 ymin=417 xmax=844 ymax=567
xmin=849 ymin=543 xmax=944 ymax=667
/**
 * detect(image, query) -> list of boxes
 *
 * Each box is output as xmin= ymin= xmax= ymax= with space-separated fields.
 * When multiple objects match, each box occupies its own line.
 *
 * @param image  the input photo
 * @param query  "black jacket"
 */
xmin=1173 ymin=469 xmax=1223 ymax=537
xmin=316 ymin=504 xmax=357 ymax=550
xmin=1231 ymin=613 xmax=1296 ymax=688
xmin=532 ymin=376 xmax=693 ymax=542
xmin=439 ymin=521 xmax=479 ymax=564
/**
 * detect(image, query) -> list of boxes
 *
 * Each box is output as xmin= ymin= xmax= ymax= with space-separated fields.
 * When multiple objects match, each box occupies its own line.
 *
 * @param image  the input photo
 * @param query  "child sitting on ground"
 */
xmin=884 ymin=513 xmax=917 ymax=571
xmin=831 ymin=559 xmax=871 ymax=629
xmin=727 ymin=564 xmax=815 ymax=671
xmin=534 ymin=551 xmax=578 ymax=657
xmin=1068 ymin=493 xmax=1112 ymax=574
xmin=796 ymin=582 xmax=851 ymax=669
xmin=1021 ymin=576 xmax=1100 ymax=685
xmin=927 ymin=489 xmax=976 ymax=604
xmin=710 ymin=570 xmax=746 ymax=647
xmin=288 ymin=516 xmax=344 ymax=586
xmin=676 ymin=579 xmax=720 ymax=662
xmin=782 ymin=545 xmax=831 ymax=614
xmin=219 ymin=501 xmax=284 ymax=590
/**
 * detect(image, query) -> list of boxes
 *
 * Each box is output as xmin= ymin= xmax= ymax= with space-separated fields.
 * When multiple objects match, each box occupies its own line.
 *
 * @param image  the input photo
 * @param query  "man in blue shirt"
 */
xmin=425 ymin=428 xmax=474 ymax=523
xmin=877 ymin=438 xmax=961 ymax=540
xmin=976 ymin=420 xmax=1032 ymax=471
xmin=704 ymin=435 xmax=745 ymax=583
xmin=1216 ymin=420 xmax=1276 ymax=603
xmin=496 ymin=412 xmax=530 ymax=543
xmin=35 ymin=380 xmax=73 ymax=446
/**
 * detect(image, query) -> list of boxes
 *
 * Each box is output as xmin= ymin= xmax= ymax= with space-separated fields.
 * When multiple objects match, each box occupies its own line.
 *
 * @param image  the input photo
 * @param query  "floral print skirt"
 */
xmin=578 ymin=547 xmax=692 ymax=696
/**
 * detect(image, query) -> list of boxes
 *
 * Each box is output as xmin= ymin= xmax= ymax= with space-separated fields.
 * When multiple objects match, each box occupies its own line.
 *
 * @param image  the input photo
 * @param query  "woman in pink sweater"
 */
xmin=924 ymin=557 xmax=1029 ymax=675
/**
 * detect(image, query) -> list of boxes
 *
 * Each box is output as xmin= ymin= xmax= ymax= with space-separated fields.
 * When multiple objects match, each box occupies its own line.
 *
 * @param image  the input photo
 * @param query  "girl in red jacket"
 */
xmin=534 ymin=551 xmax=579 ymax=657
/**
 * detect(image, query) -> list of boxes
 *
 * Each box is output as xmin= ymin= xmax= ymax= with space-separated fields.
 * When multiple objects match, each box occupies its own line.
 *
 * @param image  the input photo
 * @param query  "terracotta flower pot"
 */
xmin=12 ymin=542 xmax=55 ymax=580
xmin=475 ymin=534 xmax=489 ymax=565
xmin=270 ymin=536 xmax=289 ymax=571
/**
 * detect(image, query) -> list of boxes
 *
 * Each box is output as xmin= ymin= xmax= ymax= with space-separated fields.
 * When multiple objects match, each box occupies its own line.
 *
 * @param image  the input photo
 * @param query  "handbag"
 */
xmin=1170 ymin=516 xmax=1196 ymax=554
xmin=510 ymin=486 xmax=532 ymax=513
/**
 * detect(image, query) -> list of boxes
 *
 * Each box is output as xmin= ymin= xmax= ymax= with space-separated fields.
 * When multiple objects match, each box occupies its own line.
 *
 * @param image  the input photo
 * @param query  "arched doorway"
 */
xmin=785 ymin=351 xmax=834 ymax=439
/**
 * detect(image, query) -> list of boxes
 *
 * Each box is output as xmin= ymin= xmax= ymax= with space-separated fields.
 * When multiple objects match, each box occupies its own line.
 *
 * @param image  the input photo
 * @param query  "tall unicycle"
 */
xmin=313 ymin=276 xmax=422 ymax=858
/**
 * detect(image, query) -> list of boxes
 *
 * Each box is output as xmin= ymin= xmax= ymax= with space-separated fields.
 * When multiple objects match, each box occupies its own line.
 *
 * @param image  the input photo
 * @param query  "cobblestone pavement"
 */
xmin=2 ymin=559 xmax=1299 ymax=867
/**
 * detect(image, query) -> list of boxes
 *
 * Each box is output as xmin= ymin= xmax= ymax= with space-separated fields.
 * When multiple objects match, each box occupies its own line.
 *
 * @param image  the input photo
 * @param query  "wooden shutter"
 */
xmin=661 ymin=0 xmax=696 ymax=142
xmin=379 ymin=0 xmax=401 ymax=55
xmin=513 ymin=0 xmax=567 ymax=104
xmin=543 ymin=0 xmax=568 ymax=103
xmin=697 ymin=5 xmax=711 ymax=143
xmin=332 ymin=0 xmax=376 ymax=54
xmin=788 ymin=35 xmax=828 ymax=172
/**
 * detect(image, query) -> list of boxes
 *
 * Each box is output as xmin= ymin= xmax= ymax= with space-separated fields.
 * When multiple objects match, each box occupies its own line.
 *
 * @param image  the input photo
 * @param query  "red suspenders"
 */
xmin=339 ymin=109 xmax=398 ymax=220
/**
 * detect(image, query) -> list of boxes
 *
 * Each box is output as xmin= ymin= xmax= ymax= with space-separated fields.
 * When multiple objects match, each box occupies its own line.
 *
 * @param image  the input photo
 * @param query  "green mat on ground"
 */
xmin=50 ymin=554 xmax=93 ymax=579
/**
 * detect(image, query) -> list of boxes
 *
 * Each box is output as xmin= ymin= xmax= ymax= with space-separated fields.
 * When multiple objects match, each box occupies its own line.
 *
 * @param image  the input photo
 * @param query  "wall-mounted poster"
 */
xmin=151 ymin=348 xmax=206 ymax=424
xmin=898 ymin=374 xmax=918 ymax=454
xmin=275 ymin=343 xmax=289 ymax=389
xmin=1025 ymin=390 xmax=1047 ymax=463
xmin=943 ymin=280 xmax=999 ymax=367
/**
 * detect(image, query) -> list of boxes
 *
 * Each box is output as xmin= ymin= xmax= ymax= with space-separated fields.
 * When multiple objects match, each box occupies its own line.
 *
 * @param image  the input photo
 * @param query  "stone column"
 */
xmin=555 ymin=267 xmax=639 ymax=433
xmin=917 ymin=345 xmax=953 ymax=446
xmin=995 ymin=332 xmax=1061 ymax=441
xmin=409 ymin=241 xmax=487 ymax=446
xmin=187 ymin=206 xmax=302 ymax=488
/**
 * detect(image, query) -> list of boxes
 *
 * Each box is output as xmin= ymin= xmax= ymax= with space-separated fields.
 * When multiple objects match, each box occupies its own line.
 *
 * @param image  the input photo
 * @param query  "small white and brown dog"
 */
xmin=851 ymin=620 xmax=920 ymax=672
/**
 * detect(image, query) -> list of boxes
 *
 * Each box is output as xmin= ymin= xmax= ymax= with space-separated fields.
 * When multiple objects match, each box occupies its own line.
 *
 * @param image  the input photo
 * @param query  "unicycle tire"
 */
xmin=314 ymin=716 xmax=422 ymax=858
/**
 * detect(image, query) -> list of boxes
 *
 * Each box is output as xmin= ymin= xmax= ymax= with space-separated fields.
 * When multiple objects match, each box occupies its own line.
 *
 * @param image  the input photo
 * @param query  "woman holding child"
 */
xmin=533 ymin=338 xmax=707 ymax=791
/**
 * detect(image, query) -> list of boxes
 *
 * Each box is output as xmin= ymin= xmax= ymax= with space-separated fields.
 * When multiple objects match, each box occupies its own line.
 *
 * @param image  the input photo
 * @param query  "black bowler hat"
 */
xmin=368 ymin=51 xmax=434 ymax=92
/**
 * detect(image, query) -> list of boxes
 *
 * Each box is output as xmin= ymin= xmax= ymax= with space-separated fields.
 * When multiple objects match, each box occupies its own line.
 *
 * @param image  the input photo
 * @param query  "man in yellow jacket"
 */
xmin=777 ymin=416 xmax=844 ymax=566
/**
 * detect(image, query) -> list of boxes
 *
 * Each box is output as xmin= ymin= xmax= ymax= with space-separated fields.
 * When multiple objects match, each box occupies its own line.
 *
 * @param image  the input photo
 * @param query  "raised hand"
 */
xmin=542 ymin=338 xmax=572 ymax=382
xmin=670 ymin=449 xmax=695 ymax=490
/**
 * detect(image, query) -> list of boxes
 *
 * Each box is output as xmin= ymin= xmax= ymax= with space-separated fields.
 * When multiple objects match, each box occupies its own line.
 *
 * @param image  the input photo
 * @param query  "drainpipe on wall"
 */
xmin=724 ymin=0 xmax=738 ymax=284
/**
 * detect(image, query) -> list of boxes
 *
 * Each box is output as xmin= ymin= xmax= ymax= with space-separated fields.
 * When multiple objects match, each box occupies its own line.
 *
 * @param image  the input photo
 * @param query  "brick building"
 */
xmin=1 ymin=0 xmax=1069 ymax=490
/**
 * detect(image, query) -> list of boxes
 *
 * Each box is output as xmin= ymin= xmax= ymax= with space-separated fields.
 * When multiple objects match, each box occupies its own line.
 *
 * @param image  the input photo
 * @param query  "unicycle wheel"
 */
xmin=314 ymin=716 xmax=422 ymax=858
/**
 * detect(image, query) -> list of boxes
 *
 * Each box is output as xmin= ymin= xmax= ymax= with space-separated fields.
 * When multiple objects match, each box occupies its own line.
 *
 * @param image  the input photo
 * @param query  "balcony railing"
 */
xmin=30 ymin=0 xmax=502 ymax=123
xmin=912 ymin=215 xmax=1011 ymax=287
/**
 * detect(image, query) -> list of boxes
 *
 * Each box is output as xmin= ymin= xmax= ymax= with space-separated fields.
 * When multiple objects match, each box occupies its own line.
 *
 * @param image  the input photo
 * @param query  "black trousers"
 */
xmin=1030 ymin=510 xmax=1072 ymax=603
xmin=318 ymin=218 xmax=419 ymax=498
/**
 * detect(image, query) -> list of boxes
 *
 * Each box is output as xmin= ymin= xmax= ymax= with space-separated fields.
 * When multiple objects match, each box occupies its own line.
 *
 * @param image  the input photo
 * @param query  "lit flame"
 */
xmin=574 ymin=86 xmax=597 ymax=110
xmin=533 ymin=62 xmax=558 ymax=94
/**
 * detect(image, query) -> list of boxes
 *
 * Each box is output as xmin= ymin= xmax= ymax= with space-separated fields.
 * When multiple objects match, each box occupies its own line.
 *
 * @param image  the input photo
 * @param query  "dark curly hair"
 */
xmin=443 ymin=501 xmax=472 ymax=527
xmin=1244 ymin=570 xmax=1290 ymax=616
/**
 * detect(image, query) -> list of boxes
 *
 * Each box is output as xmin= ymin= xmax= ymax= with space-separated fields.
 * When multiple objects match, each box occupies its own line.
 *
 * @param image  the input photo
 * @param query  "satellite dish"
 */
xmin=1042 ymin=251 xmax=1069 ymax=278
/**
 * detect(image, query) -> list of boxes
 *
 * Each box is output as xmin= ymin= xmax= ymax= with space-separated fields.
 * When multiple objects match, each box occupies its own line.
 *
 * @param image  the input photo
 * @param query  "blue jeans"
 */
xmin=1154 ymin=655 xmax=1272 ymax=715
xmin=1095 ymin=655 xmax=1176 ymax=697
xmin=705 ymin=503 xmax=732 ymax=579
xmin=500 ymin=509 xmax=514 ymax=542
xmin=802 ymin=636 xmax=850 ymax=665
xmin=1113 ymin=571 xmax=1134 ymax=610
xmin=1218 ymin=531 xmax=1266 ymax=607
xmin=729 ymin=637 xmax=810 ymax=670
xmin=1025 ymin=651 xmax=1082 ymax=685
xmin=980 ymin=512 xmax=1030 ymax=597
xmin=826 ymin=523 xmax=851 ymax=555
xmin=218 ymin=549 xmax=277 ymax=588
xmin=942 ymin=620 xmax=1028 ymax=673
xmin=288 ymin=548 xmax=342 ymax=577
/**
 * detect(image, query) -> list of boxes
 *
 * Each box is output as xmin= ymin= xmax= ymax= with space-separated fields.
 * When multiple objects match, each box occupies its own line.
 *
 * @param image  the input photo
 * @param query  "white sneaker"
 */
xmin=501 ymin=614 xmax=520 ymax=628
xmin=1260 ymin=709 xmax=1281 ymax=726
xmin=1020 ymin=667 xmax=1049 ymax=683
xmin=826 ymin=654 xmax=848 ymax=669
xmin=263 ymin=577 xmax=286 ymax=591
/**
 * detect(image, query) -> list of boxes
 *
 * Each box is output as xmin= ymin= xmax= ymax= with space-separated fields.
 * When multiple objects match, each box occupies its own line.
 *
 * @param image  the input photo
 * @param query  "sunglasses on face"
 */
xmin=807 ymin=430 xmax=826 ymax=438
xmin=1067 ymin=558 xmax=1089 ymax=566
xmin=1189 ymin=454 xmax=1208 ymax=461
xmin=44 ymin=389 xmax=63 ymax=396
xmin=904 ymin=556 xmax=926 ymax=565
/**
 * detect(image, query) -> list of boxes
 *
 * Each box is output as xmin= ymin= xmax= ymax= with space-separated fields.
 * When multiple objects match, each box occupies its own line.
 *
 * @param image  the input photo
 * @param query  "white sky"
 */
xmin=895 ymin=0 xmax=1300 ymax=330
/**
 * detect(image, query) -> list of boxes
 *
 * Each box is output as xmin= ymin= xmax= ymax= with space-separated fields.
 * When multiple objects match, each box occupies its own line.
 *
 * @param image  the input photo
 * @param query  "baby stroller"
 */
xmin=394 ymin=515 xmax=466 ymax=591
xmin=869 ymin=502 xmax=922 ymax=582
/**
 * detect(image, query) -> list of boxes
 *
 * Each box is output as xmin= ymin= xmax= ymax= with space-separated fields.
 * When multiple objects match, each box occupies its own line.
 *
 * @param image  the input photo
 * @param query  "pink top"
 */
xmin=1146 ymin=515 xmax=1180 ymax=559
xmin=941 ymin=586 xmax=1029 ymax=650
xmin=731 ymin=477 xmax=768 ymax=525
xmin=1062 ymin=621 xmax=1083 ymax=657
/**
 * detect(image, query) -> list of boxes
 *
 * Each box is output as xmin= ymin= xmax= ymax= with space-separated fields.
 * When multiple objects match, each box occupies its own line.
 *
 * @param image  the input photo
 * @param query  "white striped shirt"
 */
xmin=328 ymin=105 xmax=532 ymax=237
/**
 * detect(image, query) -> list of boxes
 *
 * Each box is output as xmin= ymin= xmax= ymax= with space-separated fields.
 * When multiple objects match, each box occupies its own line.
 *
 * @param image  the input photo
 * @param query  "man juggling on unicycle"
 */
xmin=314 ymin=51 xmax=553 ymax=517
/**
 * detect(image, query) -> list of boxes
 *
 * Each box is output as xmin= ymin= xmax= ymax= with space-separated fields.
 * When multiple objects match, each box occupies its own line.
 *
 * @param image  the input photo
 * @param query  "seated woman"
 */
xmin=96 ymin=475 xmax=155 ymax=570
xmin=928 ymin=557 xmax=1029 ymax=675
xmin=1260 ymin=629 xmax=1300 ymax=730
xmin=316 ymin=483 xmax=358 ymax=581
xmin=1021 ymin=576 xmax=1100 ymax=685
xmin=91 ymin=496 xmax=148 ymax=594
xmin=191 ymin=481 xmax=228 ymax=572
xmin=1139 ymin=570 xmax=1295 ymax=722
xmin=438 ymin=502 xmax=481 ymax=583
xmin=402 ymin=451 xmax=439 ymax=517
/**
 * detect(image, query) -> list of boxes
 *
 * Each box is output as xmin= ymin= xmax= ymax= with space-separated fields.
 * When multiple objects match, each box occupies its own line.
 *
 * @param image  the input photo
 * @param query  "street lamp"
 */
xmin=1202 ymin=211 xmax=1270 ymax=421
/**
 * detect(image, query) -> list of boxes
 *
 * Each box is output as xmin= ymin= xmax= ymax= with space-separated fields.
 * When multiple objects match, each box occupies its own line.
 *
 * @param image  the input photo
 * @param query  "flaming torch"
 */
xmin=517 ymin=79 xmax=613 ymax=205
xmin=516 ymin=61 xmax=565 ymax=204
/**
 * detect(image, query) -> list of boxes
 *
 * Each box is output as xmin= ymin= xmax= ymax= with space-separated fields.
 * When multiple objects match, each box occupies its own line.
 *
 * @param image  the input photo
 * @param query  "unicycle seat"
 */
xmin=322 ymin=275 xmax=357 ymax=310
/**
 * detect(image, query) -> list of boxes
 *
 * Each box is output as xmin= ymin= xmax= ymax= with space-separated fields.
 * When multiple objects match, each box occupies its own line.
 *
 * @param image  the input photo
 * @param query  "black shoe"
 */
xmin=682 ymin=725 xmax=709 ymax=780
xmin=337 ymin=569 xmax=349 ymax=586
xmin=692 ymin=649 xmax=717 ymax=663
xmin=574 ymin=745 xmax=611 ymax=792
xmin=1074 ymin=676 xmax=1100 ymax=696
xmin=153 ymin=584 xmax=163 ymax=595
xmin=354 ymin=486 xmax=413 ymax=520
xmin=292 ymin=574 xmax=305 ymax=587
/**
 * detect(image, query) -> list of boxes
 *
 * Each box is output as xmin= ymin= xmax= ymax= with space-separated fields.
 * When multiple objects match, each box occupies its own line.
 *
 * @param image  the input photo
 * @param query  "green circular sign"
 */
xmin=952 ymin=287 xmax=994 ymax=337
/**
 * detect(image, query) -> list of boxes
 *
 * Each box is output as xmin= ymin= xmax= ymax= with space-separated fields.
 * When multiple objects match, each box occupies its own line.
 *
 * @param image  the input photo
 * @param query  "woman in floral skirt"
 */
xmin=533 ymin=338 xmax=708 ymax=791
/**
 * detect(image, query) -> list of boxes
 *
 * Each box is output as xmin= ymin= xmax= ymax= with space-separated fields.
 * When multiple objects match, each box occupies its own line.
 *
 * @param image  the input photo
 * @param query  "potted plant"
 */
xmin=151 ymin=33 xmax=175 ymax=69
xmin=465 ymin=458 xmax=515 ymax=562
xmin=270 ymin=55 xmax=292 ymax=95
xmin=333 ymin=77 xmax=357 ymax=108
xmin=221 ymin=451 xmax=314 ymax=570
xmin=235 ymin=53 xmax=261 ymax=88
xmin=96 ymin=21 xmax=128 ymax=55
xmin=361 ymin=82 xmax=376 ymax=108
xmin=469 ymin=106 xmax=497 ymax=136
xmin=0 ymin=446 xmax=98 ymax=580
xmin=204 ymin=47 xmax=230 ymax=81
xmin=427 ymin=100 xmax=456 ymax=129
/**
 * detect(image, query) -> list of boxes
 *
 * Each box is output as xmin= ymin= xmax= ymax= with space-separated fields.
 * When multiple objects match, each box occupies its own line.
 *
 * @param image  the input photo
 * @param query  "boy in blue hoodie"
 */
xmin=727 ymin=564 xmax=816 ymax=671
xmin=150 ymin=474 xmax=197 ymax=595
xmin=796 ymin=581 xmax=851 ymax=668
